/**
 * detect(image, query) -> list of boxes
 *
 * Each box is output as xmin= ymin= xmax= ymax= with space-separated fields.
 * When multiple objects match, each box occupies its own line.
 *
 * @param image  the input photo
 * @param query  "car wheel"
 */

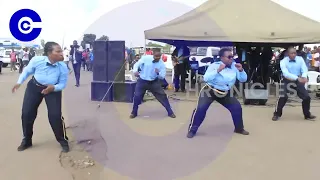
xmin=258 ymin=99 xmax=267 ymax=105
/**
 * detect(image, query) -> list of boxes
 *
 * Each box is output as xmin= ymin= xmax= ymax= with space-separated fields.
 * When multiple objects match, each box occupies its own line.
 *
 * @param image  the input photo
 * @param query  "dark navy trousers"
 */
xmin=162 ymin=78 xmax=168 ymax=89
xmin=131 ymin=78 xmax=174 ymax=116
xmin=274 ymin=78 xmax=311 ymax=117
xmin=21 ymin=78 xmax=68 ymax=146
xmin=174 ymin=64 xmax=186 ymax=91
xmin=188 ymin=84 xmax=244 ymax=132
xmin=72 ymin=62 xmax=81 ymax=85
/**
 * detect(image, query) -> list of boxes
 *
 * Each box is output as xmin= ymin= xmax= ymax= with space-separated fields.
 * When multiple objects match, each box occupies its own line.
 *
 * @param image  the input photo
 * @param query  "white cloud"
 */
xmin=0 ymin=0 xmax=319 ymax=47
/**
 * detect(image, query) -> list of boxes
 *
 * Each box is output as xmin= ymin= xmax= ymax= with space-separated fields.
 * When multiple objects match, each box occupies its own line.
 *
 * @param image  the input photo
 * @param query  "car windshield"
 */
xmin=196 ymin=47 xmax=207 ymax=56
xmin=5 ymin=51 xmax=11 ymax=55
xmin=211 ymin=48 xmax=220 ymax=56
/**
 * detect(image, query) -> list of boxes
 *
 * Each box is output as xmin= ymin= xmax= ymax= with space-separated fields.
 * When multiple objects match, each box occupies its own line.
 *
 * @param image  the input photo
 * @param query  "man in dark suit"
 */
xmin=172 ymin=46 xmax=190 ymax=92
xmin=69 ymin=40 xmax=83 ymax=87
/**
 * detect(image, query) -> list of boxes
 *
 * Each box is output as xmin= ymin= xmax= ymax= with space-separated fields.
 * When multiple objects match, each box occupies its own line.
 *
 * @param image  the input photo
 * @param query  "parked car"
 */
xmin=0 ymin=49 xmax=12 ymax=67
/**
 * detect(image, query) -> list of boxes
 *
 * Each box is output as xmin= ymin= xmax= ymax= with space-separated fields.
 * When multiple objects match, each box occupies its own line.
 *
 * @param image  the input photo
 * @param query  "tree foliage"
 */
xmin=80 ymin=34 xmax=97 ymax=48
xmin=147 ymin=42 xmax=172 ymax=52
xmin=147 ymin=42 xmax=162 ymax=47
xmin=97 ymin=35 xmax=109 ymax=41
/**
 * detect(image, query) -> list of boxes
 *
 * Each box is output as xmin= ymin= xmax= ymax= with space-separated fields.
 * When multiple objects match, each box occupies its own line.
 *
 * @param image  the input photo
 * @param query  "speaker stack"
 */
xmin=91 ymin=40 xmax=136 ymax=103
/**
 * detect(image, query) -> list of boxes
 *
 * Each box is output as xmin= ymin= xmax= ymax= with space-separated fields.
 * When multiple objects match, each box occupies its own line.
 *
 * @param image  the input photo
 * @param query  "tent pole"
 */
xmin=144 ymin=39 xmax=146 ymax=54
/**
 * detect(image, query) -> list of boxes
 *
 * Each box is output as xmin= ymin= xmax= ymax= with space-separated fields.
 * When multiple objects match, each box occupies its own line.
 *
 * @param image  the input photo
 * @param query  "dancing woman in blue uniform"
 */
xmin=187 ymin=48 xmax=249 ymax=138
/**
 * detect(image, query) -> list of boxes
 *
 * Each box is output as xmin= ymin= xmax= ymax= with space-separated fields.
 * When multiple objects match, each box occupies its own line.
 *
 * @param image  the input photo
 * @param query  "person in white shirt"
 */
xmin=18 ymin=48 xmax=24 ymax=73
xmin=63 ymin=47 xmax=71 ymax=71
xmin=22 ymin=47 xmax=29 ymax=67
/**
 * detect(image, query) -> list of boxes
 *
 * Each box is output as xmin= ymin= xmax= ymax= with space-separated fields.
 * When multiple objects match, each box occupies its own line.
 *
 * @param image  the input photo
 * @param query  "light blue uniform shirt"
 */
xmin=204 ymin=61 xmax=247 ymax=91
xmin=280 ymin=56 xmax=308 ymax=80
xmin=17 ymin=56 xmax=69 ymax=91
xmin=133 ymin=55 xmax=166 ymax=81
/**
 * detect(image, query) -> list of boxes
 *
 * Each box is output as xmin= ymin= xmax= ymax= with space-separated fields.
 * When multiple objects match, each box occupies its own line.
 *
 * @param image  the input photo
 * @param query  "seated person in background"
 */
xmin=189 ymin=57 xmax=199 ymax=84
xmin=313 ymin=48 xmax=320 ymax=72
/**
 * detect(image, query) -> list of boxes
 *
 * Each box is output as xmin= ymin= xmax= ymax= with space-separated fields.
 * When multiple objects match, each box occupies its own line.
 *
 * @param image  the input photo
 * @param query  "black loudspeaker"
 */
xmin=112 ymin=81 xmax=136 ymax=103
xmin=93 ymin=40 xmax=108 ymax=82
xmin=91 ymin=81 xmax=113 ymax=102
xmin=242 ymin=83 xmax=268 ymax=105
xmin=107 ymin=41 xmax=125 ymax=82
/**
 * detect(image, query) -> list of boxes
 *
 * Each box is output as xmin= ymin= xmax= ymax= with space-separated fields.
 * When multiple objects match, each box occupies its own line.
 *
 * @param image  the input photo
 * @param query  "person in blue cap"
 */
xmin=187 ymin=48 xmax=250 ymax=138
xmin=130 ymin=49 xmax=176 ymax=119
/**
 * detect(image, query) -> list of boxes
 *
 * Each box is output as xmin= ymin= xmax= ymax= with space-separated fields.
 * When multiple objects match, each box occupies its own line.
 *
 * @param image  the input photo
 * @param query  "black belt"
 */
xmin=32 ymin=77 xmax=47 ymax=88
xmin=206 ymin=83 xmax=228 ymax=95
xmin=283 ymin=77 xmax=299 ymax=82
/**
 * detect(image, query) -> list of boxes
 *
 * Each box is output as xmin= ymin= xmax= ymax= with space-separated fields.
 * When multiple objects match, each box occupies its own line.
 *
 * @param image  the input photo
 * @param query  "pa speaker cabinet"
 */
xmin=242 ymin=83 xmax=268 ymax=105
xmin=93 ymin=40 xmax=108 ymax=82
xmin=91 ymin=81 xmax=113 ymax=102
xmin=107 ymin=41 xmax=125 ymax=82
xmin=112 ymin=81 xmax=136 ymax=103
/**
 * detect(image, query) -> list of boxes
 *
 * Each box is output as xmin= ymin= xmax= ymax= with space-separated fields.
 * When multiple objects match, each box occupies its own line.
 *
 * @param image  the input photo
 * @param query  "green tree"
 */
xmin=146 ymin=42 xmax=163 ymax=47
xmin=80 ymin=34 xmax=97 ymax=48
xmin=97 ymin=35 xmax=109 ymax=41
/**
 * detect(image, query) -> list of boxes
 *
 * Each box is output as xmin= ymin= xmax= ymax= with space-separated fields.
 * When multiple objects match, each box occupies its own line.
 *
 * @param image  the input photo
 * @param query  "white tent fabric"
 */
xmin=145 ymin=0 xmax=320 ymax=43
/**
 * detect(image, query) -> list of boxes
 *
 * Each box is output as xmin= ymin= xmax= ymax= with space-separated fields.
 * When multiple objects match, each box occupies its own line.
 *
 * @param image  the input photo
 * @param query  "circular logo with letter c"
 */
xmin=9 ymin=9 xmax=42 ymax=42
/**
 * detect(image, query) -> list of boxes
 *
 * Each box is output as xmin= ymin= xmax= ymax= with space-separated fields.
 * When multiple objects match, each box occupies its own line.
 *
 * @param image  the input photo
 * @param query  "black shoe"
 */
xmin=181 ymin=89 xmax=186 ymax=93
xmin=61 ymin=145 xmax=70 ymax=153
xmin=305 ymin=115 xmax=316 ymax=121
xmin=175 ymin=89 xmax=179 ymax=92
xmin=187 ymin=131 xmax=196 ymax=138
xmin=75 ymin=84 xmax=79 ymax=87
xmin=272 ymin=115 xmax=280 ymax=121
xmin=17 ymin=141 xmax=32 ymax=151
xmin=169 ymin=114 xmax=176 ymax=118
xmin=234 ymin=129 xmax=249 ymax=135
xmin=130 ymin=114 xmax=137 ymax=119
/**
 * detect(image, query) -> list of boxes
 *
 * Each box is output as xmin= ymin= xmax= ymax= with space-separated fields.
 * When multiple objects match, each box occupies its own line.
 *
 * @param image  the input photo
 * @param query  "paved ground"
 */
xmin=1 ymin=67 xmax=320 ymax=180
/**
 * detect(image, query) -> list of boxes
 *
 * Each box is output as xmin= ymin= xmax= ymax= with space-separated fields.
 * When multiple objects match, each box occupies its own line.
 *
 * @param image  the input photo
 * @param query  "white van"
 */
xmin=189 ymin=47 xmax=221 ymax=67
xmin=0 ymin=49 xmax=13 ymax=67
